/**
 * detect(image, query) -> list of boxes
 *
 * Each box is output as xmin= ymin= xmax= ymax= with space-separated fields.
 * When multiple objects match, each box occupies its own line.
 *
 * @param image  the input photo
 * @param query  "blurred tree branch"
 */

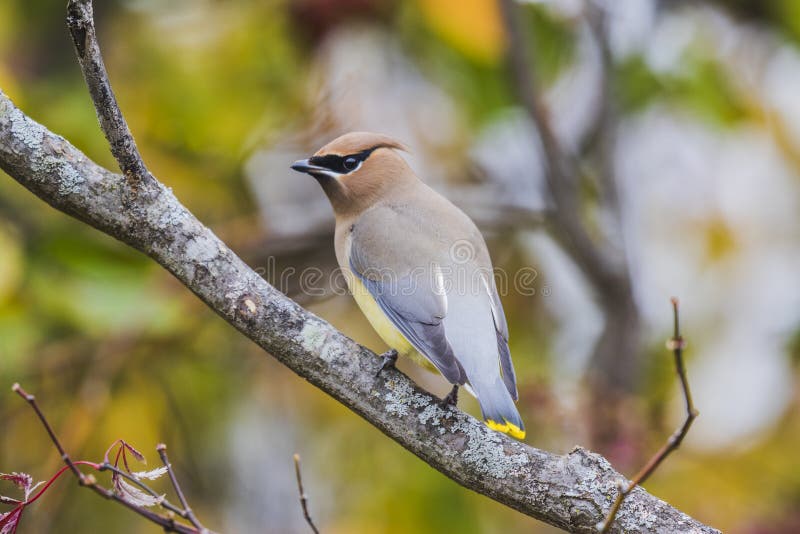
xmin=497 ymin=0 xmax=642 ymax=450
xmin=0 ymin=1 xmax=717 ymax=532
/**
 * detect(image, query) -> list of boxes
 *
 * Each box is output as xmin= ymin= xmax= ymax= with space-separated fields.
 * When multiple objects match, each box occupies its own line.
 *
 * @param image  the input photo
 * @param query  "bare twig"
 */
xmin=66 ymin=0 xmax=153 ymax=185
xmin=158 ymin=444 xmax=208 ymax=533
xmin=12 ymin=383 xmax=85 ymax=482
xmin=597 ymin=298 xmax=699 ymax=533
xmin=293 ymin=454 xmax=320 ymax=534
xmin=9 ymin=383 xmax=205 ymax=534
xmin=80 ymin=478 xmax=197 ymax=534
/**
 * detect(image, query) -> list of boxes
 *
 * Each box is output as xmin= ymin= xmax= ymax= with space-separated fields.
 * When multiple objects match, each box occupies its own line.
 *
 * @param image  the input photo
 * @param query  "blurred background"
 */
xmin=2 ymin=0 xmax=800 ymax=532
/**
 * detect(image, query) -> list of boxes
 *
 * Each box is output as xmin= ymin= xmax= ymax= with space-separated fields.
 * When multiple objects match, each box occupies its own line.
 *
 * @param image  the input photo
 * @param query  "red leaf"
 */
xmin=0 ymin=506 xmax=23 ymax=534
xmin=122 ymin=442 xmax=146 ymax=464
xmin=0 ymin=474 xmax=31 ymax=495
xmin=104 ymin=440 xmax=147 ymax=472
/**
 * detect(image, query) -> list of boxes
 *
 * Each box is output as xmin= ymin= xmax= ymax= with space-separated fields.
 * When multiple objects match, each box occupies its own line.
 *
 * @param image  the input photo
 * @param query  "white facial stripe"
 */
xmin=317 ymin=160 xmax=363 ymax=179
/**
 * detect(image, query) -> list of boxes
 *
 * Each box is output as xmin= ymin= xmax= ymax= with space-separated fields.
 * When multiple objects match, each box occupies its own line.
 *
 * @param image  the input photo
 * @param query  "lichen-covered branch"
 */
xmin=0 ymin=92 xmax=716 ymax=533
xmin=66 ymin=0 xmax=153 ymax=185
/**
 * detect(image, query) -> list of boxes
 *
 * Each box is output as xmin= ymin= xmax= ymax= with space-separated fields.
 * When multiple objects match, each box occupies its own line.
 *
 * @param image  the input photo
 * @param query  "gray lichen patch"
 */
xmin=451 ymin=419 xmax=530 ymax=479
xmin=151 ymin=200 xmax=191 ymax=232
xmin=298 ymin=320 xmax=348 ymax=366
xmin=418 ymin=402 xmax=450 ymax=427
xmin=565 ymin=447 xmax=622 ymax=499
xmin=299 ymin=321 xmax=329 ymax=355
xmin=383 ymin=378 xmax=430 ymax=417
xmin=50 ymin=157 xmax=85 ymax=196
xmin=8 ymin=105 xmax=43 ymax=151
xmin=417 ymin=402 xmax=457 ymax=436
xmin=184 ymin=234 xmax=220 ymax=265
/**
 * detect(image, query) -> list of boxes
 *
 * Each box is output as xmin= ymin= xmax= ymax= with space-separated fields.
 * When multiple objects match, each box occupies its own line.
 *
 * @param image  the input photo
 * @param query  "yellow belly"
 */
xmin=348 ymin=273 xmax=436 ymax=372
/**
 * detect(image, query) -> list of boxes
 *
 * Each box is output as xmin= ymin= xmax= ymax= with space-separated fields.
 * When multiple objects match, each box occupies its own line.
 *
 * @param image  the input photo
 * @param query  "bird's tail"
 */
xmin=472 ymin=377 xmax=525 ymax=440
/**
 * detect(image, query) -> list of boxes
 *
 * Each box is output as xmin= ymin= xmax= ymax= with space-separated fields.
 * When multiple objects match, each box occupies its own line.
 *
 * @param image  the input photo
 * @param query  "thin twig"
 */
xmin=12 ymin=384 xmax=85 ymax=482
xmin=10 ymin=384 xmax=201 ymax=534
xmin=598 ymin=298 xmax=699 ymax=533
xmin=293 ymin=454 xmax=319 ymax=534
xmin=158 ymin=444 xmax=208 ymax=533
xmin=65 ymin=0 xmax=153 ymax=185
xmin=81 ymin=476 xmax=196 ymax=534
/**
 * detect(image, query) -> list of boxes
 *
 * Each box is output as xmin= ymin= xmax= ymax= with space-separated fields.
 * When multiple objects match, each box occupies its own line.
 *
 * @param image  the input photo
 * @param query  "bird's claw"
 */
xmin=376 ymin=349 xmax=398 ymax=377
xmin=440 ymin=385 xmax=459 ymax=408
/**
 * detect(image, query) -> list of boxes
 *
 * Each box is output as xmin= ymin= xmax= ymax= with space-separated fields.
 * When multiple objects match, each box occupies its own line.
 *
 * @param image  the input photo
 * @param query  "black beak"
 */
xmin=291 ymin=158 xmax=327 ymax=175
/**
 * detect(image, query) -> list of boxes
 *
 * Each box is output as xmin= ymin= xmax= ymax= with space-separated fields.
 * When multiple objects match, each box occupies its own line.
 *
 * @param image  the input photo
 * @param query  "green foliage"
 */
xmin=616 ymin=54 xmax=748 ymax=126
xmin=615 ymin=55 xmax=663 ymax=113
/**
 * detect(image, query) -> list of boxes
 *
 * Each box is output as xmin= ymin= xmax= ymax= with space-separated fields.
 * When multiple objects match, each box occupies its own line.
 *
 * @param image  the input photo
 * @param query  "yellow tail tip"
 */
xmin=485 ymin=418 xmax=526 ymax=440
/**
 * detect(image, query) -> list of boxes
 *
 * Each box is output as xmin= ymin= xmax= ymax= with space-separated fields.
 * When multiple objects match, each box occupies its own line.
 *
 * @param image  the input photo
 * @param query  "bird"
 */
xmin=290 ymin=132 xmax=525 ymax=439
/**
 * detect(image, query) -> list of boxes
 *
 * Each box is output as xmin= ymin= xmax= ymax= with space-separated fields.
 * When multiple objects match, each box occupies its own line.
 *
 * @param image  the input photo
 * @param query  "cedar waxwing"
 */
xmin=291 ymin=132 xmax=525 ymax=439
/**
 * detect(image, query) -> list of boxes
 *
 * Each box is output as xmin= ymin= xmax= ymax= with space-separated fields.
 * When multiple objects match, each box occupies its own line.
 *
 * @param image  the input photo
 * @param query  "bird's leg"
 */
xmin=376 ymin=349 xmax=399 ymax=377
xmin=440 ymin=385 xmax=459 ymax=407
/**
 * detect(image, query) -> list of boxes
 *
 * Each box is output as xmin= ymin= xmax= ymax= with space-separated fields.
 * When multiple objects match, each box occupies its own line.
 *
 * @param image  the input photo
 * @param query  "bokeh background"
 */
xmin=2 ymin=0 xmax=800 ymax=532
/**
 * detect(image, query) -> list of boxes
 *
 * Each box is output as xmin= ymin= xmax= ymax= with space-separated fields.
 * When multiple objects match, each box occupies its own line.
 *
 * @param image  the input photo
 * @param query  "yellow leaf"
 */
xmin=418 ymin=0 xmax=505 ymax=64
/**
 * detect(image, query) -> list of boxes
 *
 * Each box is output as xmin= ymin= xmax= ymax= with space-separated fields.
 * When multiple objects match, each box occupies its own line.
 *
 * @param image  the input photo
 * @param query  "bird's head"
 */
xmin=291 ymin=132 xmax=411 ymax=216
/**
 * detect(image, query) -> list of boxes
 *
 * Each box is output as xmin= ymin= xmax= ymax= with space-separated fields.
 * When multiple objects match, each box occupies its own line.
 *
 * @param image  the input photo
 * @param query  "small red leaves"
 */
xmin=0 ymin=473 xmax=43 ymax=501
xmin=0 ymin=506 xmax=24 ymax=534
xmin=102 ymin=440 xmax=166 ymax=507
xmin=0 ymin=474 xmax=31 ymax=493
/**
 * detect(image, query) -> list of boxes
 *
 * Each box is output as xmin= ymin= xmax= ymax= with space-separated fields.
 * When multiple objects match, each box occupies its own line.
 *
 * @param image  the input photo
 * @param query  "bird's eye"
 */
xmin=343 ymin=157 xmax=358 ymax=171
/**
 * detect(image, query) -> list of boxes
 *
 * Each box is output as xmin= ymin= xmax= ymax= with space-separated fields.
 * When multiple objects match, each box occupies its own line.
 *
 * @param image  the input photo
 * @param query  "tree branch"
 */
xmin=0 ymin=87 xmax=716 ymax=533
xmin=66 ymin=0 xmax=153 ymax=185
xmin=497 ymin=0 xmax=644 ymax=451
xmin=598 ymin=298 xmax=699 ymax=532
xmin=497 ymin=0 xmax=620 ymax=290
xmin=158 ymin=444 xmax=208 ymax=534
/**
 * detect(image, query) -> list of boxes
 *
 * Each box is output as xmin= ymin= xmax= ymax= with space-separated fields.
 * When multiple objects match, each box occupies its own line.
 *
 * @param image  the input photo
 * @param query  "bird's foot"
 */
xmin=375 ymin=349 xmax=399 ymax=377
xmin=440 ymin=385 xmax=459 ymax=408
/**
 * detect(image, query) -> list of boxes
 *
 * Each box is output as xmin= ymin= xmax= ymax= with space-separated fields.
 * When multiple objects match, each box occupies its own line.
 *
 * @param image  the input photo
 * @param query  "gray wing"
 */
xmin=349 ymin=222 xmax=467 ymax=385
xmin=483 ymin=267 xmax=519 ymax=400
